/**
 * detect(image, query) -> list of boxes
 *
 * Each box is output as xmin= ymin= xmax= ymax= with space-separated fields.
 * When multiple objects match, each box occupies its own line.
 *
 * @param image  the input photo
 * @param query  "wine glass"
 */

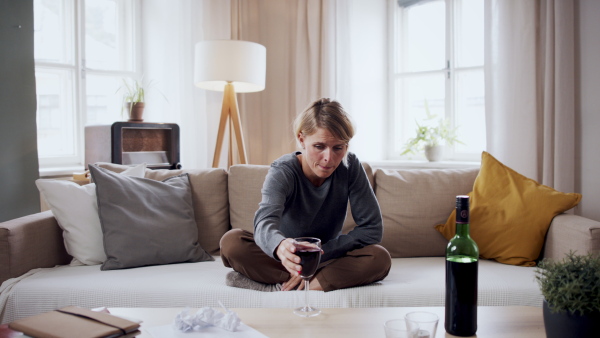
xmin=292 ymin=237 xmax=322 ymax=317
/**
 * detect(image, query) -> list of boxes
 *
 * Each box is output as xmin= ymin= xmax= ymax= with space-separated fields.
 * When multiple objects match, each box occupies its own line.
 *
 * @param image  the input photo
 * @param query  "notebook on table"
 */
xmin=8 ymin=306 xmax=140 ymax=338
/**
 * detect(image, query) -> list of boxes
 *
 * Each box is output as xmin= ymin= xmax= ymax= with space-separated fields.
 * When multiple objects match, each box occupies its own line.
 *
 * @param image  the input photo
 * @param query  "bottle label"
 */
xmin=457 ymin=208 xmax=469 ymax=223
xmin=456 ymin=195 xmax=470 ymax=224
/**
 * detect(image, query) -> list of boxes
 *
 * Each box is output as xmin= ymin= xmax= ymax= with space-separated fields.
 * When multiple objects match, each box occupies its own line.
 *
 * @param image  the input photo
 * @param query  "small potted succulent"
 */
xmin=535 ymin=251 xmax=600 ymax=338
xmin=400 ymin=101 xmax=461 ymax=161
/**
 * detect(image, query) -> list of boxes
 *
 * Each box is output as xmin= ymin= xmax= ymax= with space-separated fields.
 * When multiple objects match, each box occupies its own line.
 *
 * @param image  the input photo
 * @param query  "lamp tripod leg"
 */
xmin=212 ymin=83 xmax=248 ymax=168
xmin=228 ymin=84 xmax=247 ymax=164
xmin=228 ymin=117 xmax=233 ymax=167
xmin=212 ymin=90 xmax=231 ymax=168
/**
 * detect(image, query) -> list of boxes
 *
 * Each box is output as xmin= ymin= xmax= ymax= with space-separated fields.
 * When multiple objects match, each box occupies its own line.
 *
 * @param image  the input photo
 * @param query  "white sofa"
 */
xmin=1 ymin=162 xmax=598 ymax=324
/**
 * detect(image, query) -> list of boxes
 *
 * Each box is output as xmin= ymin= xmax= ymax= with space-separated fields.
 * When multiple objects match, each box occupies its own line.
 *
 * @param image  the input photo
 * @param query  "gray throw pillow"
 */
xmin=89 ymin=165 xmax=213 ymax=270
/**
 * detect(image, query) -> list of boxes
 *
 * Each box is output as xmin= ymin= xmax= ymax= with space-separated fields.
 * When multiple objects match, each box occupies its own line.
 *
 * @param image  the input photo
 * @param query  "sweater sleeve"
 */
xmin=253 ymin=165 xmax=292 ymax=259
xmin=320 ymin=155 xmax=384 ymax=261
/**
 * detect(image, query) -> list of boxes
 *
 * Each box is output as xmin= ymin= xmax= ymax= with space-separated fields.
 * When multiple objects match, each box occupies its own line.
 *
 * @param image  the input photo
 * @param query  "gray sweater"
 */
xmin=254 ymin=152 xmax=383 ymax=262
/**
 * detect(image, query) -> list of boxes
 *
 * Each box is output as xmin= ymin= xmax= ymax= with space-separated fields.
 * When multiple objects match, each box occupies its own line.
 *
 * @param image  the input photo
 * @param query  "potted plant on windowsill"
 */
xmin=535 ymin=251 xmax=600 ymax=338
xmin=400 ymin=101 xmax=462 ymax=161
xmin=119 ymin=78 xmax=146 ymax=122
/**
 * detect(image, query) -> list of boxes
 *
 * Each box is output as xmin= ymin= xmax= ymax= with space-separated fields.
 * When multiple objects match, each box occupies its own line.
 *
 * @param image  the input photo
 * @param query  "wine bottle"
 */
xmin=445 ymin=195 xmax=479 ymax=336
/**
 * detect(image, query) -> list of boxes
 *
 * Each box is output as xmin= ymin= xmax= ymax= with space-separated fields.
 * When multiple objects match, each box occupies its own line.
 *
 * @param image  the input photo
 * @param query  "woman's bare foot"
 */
xmin=287 ymin=276 xmax=324 ymax=291
xmin=309 ymin=278 xmax=323 ymax=291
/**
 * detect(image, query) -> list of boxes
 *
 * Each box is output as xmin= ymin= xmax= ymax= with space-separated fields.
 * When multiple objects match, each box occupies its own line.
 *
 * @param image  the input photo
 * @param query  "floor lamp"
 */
xmin=194 ymin=40 xmax=266 ymax=168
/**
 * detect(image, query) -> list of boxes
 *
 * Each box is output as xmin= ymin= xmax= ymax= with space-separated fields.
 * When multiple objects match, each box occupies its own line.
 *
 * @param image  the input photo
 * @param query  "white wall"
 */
xmin=577 ymin=0 xmax=600 ymax=222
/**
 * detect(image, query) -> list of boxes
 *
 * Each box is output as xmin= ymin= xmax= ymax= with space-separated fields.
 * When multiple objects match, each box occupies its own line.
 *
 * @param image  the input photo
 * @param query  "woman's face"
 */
xmin=298 ymin=127 xmax=348 ymax=186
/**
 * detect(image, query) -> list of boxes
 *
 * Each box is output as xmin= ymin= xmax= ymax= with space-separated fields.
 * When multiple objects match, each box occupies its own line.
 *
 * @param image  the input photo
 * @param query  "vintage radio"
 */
xmin=85 ymin=122 xmax=181 ymax=170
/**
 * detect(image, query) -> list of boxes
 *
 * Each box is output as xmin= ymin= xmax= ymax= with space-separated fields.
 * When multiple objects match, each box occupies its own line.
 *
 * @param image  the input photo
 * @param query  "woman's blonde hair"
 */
xmin=293 ymin=98 xmax=355 ymax=145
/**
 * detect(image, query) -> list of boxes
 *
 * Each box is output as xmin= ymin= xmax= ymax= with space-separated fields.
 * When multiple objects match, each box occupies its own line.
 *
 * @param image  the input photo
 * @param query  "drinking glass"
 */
xmin=405 ymin=311 xmax=439 ymax=338
xmin=292 ymin=237 xmax=322 ymax=317
xmin=384 ymin=319 xmax=410 ymax=338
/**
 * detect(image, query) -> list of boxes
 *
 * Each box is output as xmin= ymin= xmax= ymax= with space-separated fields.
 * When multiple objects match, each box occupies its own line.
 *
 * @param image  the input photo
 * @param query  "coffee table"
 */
xmin=109 ymin=306 xmax=545 ymax=337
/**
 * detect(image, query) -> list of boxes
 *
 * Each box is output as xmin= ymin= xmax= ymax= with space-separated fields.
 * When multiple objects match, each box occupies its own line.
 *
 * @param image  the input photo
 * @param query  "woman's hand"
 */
xmin=282 ymin=274 xmax=304 ymax=291
xmin=276 ymin=238 xmax=325 ymax=291
xmin=276 ymin=238 xmax=302 ymax=276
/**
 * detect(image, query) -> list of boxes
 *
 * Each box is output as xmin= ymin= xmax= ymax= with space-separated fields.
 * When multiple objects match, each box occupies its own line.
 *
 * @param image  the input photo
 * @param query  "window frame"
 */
xmin=35 ymin=0 xmax=142 ymax=176
xmin=387 ymin=0 xmax=485 ymax=162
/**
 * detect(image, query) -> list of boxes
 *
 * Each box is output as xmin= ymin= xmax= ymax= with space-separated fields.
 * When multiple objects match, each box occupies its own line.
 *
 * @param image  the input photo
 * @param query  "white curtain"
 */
xmin=484 ymin=0 xmax=576 ymax=192
xmin=229 ymin=0 xmax=342 ymax=166
xmin=142 ymin=0 xmax=231 ymax=170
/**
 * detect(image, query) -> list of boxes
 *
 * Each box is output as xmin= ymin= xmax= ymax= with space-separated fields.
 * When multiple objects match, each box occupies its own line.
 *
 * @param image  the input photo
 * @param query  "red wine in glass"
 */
xmin=297 ymin=246 xmax=320 ymax=278
xmin=293 ymin=237 xmax=322 ymax=317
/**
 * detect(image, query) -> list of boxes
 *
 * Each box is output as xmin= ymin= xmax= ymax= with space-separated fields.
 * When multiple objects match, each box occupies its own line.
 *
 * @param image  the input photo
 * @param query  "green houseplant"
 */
xmin=400 ymin=101 xmax=461 ymax=161
xmin=119 ymin=78 xmax=146 ymax=122
xmin=535 ymin=251 xmax=600 ymax=338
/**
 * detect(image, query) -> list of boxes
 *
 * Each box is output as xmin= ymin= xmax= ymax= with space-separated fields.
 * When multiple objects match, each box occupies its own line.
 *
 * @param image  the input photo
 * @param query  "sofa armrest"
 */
xmin=542 ymin=213 xmax=600 ymax=260
xmin=0 ymin=211 xmax=71 ymax=286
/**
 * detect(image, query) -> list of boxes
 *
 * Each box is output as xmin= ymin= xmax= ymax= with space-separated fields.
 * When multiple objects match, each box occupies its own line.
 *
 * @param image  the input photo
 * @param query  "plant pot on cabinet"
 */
xmin=543 ymin=300 xmax=600 ymax=338
xmin=424 ymin=145 xmax=443 ymax=162
xmin=125 ymin=102 xmax=145 ymax=122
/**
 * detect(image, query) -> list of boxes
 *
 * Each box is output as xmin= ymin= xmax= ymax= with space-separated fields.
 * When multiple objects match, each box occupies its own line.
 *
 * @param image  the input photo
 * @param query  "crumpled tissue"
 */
xmin=173 ymin=303 xmax=241 ymax=333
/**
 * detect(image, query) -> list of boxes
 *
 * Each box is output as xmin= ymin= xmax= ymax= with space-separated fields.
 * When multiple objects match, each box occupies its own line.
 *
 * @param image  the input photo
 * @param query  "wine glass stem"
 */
xmin=304 ymin=278 xmax=310 ymax=309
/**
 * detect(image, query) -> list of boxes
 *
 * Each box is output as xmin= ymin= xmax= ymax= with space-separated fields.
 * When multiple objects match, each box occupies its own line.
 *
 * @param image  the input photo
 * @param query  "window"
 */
xmin=390 ymin=0 xmax=485 ymax=161
xmin=34 ymin=0 xmax=140 ymax=173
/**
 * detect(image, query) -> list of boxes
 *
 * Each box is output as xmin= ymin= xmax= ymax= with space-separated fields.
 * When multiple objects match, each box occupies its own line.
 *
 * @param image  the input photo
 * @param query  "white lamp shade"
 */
xmin=194 ymin=40 xmax=266 ymax=93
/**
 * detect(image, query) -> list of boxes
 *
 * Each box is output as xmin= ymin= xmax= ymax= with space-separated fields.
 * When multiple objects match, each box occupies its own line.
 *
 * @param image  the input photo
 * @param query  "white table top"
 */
xmin=108 ymin=306 xmax=545 ymax=338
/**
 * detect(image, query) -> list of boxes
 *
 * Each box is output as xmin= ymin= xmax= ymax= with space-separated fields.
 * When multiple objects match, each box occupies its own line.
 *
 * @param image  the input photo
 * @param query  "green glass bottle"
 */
xmin=445 ymin=195 xmax=479 ymax=336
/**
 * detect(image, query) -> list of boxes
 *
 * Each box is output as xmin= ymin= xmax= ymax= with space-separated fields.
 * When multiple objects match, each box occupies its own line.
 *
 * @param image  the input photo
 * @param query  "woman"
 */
xmin=220 ymin=98 xmax=391 ymax=292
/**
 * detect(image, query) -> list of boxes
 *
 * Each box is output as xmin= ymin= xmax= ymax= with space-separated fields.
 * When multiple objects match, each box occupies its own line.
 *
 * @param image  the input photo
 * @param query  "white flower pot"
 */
xmin=424 ymin=145 xmax=443 ymax=162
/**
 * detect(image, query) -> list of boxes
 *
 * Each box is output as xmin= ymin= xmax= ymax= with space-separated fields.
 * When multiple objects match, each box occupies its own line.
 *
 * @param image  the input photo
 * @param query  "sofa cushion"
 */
xmin=228 ymin=165 xmax=269 ymax=233
xmin=343 ymin=162 xmax=374 ymax=234
xmin=435 ymin=151 xmax=582 ymax=266
xmin=228 ymin=162 xmax=375 ymax=234
xmin=96 ymin=163 xmax=229 ymax=256
xmin=375 ymin=168 xmax=479 ymax=258
xmin=35 ymin=163 xmax=146 ymax=265
xmin=89 ymin=165 xmax=213 ymax=270
xmin=0 ymin=257 xmax=543 ymax=325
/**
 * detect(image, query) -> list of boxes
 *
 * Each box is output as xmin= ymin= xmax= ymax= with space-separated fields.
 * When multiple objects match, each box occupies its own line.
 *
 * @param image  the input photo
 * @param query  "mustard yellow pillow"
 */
xmin=435 ymin=151 xmax=582 ymax=266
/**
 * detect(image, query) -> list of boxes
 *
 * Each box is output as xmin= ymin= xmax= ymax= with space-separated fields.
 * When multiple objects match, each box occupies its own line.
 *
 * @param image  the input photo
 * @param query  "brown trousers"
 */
xmin=220 ymin=229 xmax=392 ymax=292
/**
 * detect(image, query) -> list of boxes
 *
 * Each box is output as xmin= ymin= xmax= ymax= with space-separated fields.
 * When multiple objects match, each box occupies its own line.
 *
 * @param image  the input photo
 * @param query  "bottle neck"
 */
xmin=456 ymin=222 xmax=471 ymax=237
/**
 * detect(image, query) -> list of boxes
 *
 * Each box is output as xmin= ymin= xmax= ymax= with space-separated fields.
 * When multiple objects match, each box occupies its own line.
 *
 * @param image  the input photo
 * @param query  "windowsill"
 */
xmin=368 ymin=160 xmax=480 ymax=170
xmin=39 ymin=166 xmax=86 ymax=178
